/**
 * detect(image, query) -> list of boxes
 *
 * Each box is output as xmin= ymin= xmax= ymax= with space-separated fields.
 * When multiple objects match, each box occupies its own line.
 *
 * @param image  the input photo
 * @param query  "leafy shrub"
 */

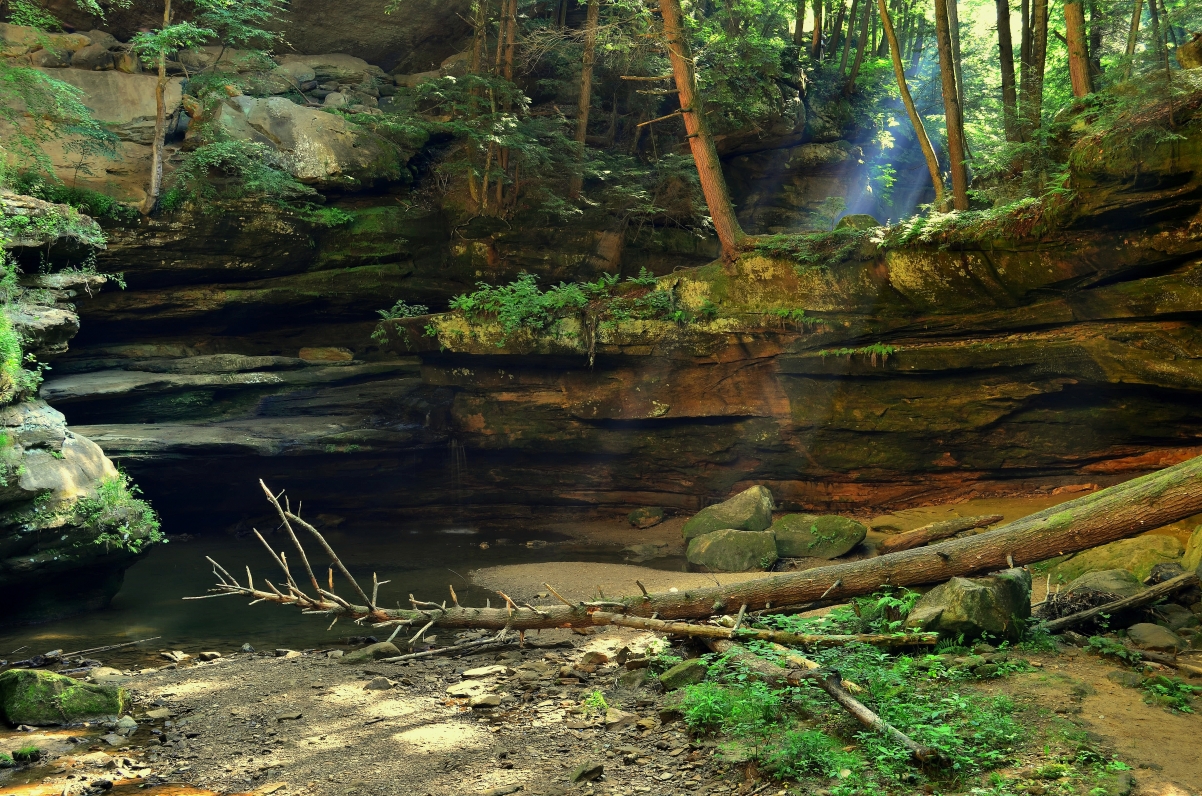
xmin=73 ymin=472 xmax=164 ymax=554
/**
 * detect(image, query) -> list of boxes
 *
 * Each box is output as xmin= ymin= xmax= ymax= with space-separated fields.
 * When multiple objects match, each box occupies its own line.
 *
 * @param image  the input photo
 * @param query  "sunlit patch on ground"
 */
xmin=392 ymin=721 xmax=486 ymax=754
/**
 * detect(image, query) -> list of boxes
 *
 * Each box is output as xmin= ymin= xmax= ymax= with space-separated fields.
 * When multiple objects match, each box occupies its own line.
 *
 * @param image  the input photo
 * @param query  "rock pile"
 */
xmin=681 ymin=485 xmax=867 ymax=571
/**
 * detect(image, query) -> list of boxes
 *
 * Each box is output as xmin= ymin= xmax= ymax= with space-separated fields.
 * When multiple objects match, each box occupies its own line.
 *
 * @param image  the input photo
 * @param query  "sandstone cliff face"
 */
xmin=1 ymin=193 xmax=160 ymax=624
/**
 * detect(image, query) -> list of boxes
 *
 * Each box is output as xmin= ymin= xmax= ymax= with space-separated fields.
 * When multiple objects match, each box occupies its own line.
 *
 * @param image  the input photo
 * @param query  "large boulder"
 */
xmin=0 ymin=669 xmax=126 ymax=726
xmin=1126 ymin=623 xmax=1186 ymax=652
xmin=771 ymin=514 xmax=865 ymax=559
xmin=1050 ymin=535 xmax=1183 ymax=583
xmin=1177 ymin=33 xmax=1202 ymax=70
xmin=0 ymin=23 xmax=90 ymax=57
xmin=71 ymin=42 xmax=114 ymax=70
xmin=1063 ymin=569 xmax=1146 ymax=599
xmin=278 ymin=53 xmax=382 ymax=84
xmin=1183 ymin=525 xmax=1202 ymax=573
xmin=659 ymin=658 xmax=707 ymax=691
xmin=686 ymin=529 xmax=777 ymax=572
xmin=681 ymin=486 xmax=774 ymax=541
xmin=205 ymin=96 xmax=415 ymax=187
xmin=904 ymin=569 xmax=1031 ymax=641
xmin=32 ymin=69 xmax=184 ymax=144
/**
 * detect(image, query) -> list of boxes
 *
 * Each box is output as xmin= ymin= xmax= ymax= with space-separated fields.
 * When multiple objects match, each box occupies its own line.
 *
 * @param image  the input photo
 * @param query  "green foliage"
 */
xmin=72 ymin=471 xmax=164 ymax=554
xmin=818 ymin=343 xmax=898 ymax=365
xmin=761 ymin=729 xmax=860 ymax=780
xmin=7 ymin=173 xmax=137 ymax=221
xmin=192 ymin=0 xmax=287 ymax=52
xmin=162 ymin=138 xmax=317 ymax=208
xmin=582 ymin=690 xmax=608 ymax=715
xmin=754 ymin=227 xmax=875 ymax=270
xmin=1140 ymin=675 xmax=1198 ymax=714
xmin=131 ymin=22 xmax=216 ymax=67
xmin=448 ymin=273 xmax=588 ymax=339
xmin=372 ymin=299 xmax=430 ymax=345
xmin=1084 ymin=635 xmax=1142 ymax=665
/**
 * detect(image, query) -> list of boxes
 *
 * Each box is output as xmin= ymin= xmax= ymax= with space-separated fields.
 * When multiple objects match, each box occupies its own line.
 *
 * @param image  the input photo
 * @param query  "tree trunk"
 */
xmin=503 ymin=0 xmax=517 ymax=81
xmin=140 ymin=0 xmax=171 ymax=216
xmin=1020 ymin=0 xmax=1048 ymax=150
xmin=794 ymin=0 xmax=807 ymax=45
xmin=876 ymin=514 xmax=1002 ymax=555
xmin=830 ymin=0 xmax=848 ymax=62
xmin=840 ymin=0 xmax=861 ymax=74
xmin=947 ymin=0 xmax=966 ymax=122
xmin=1123 ymin=0 xmax=1142 ymax=80
xmin=213 ymin=456 xmax=1202 ymax=635
xmin=659 ymin=0 xmax=747 ymax=262
xmin=1019 ymin=0 xmax=1031 ymax=101
xmin=471 ymin=0 xmax=488 ymax=74
xmin=934 ymin=0 xmax=968 ymax=210
xmin=877 ymin=0 xmax=945 ymax=209
xmin=996 ymin=0 xmax=1019 ymax=141
xmin=843 ymin=0 xmax=871 ymax=93
xmin=908 ymin=13 xmax=925 ymax=74
xmin=1088 ymin=1 xmax=1103 ymax=78
xmin=811 ymin=0 xmax=824 ymax=58
xmin=569 ymin=0 xmax=600 ymax=198
xmin=1065 ymin=1 xmax=1093 ymax=97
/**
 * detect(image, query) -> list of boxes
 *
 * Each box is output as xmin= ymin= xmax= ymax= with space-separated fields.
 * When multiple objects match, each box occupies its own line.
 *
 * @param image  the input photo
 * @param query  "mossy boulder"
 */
xmin=628 ymin=507 xmax=665 ymax=529
xmin=1063 ymin=569 xmax=1146 ymax=598
xmin=771 ymin=514 xmax=866 ymax=558
xmin=904 ymin=568 xmax=1031 ymax=642
xmin=682 ymin=486 xmax=774 ymax=541
xmin=0 ymin=669 xmax=125 ymax=726
xmin=658 ymin=658 xmax=708 ymax=691
xmin=686 ymin=529 xmax=777 ymax=572
xmin=1051 ymin=535 xmax=1183 ymax=583
xmin=1183 ymin=526 xmax=1202 ymax=573
xmin=834 ymin=213 xmax=881 ymax=230
xmin=339 ymin=641 xmax=401 ymax=663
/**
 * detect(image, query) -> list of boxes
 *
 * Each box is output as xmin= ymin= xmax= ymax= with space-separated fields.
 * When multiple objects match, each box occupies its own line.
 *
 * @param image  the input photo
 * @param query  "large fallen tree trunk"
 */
xmin=876 ymin=514 xmax=1003 ymax=555
xmin=197 ymin=455 xmax=1202 ymax=634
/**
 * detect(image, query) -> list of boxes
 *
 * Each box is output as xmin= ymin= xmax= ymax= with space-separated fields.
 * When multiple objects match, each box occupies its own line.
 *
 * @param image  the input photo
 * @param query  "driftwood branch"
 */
xmin=1041 ymin=571 xmax=1201 ymax=634
xmin=200 ymin=455 xmax=1202 ymax=635
xmin=876 ymin=514 xmax=1004 ymax=555
xmin=591 ymin=612 xmax=938 ymax=648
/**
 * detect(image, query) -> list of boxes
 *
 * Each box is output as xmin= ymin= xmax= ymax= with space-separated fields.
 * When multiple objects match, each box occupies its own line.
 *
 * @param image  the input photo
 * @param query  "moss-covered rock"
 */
xmin=681 ymin=485 xmax=774 ymax=541
xmin=0 ymin=669 xmax=126 ymax=726
xmin=904 ymin=568 xmax=1031 ymax=641
xmin=686 ymin=529 xmax=777 ymax=572
xmin=1051 ymin=535 xmax=1183 ymax=583
xmin=1183 ymin=526 xmax=1202 ymax=573
xmin=771 ymin=513 xmax=866 ymax=558
xmin=658 ymin=658 xmax=707 ymax=691
xmin=1063 ymin=569 xmax=1146 ymax=598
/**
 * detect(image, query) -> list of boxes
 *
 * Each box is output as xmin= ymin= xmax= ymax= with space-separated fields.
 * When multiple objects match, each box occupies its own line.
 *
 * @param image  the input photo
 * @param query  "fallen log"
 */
xmin=876 ymin=515 xmax=1003 ymax=555
xmin=199 ymin=455 xmax=1202 ymax=632
xmin=591 ymin=612 xmax=937 ymax=648
xmin=1040 ymin=571 xmax=1201 ymax=634
xmin=704 ymin=639 xmax=938 ymax=763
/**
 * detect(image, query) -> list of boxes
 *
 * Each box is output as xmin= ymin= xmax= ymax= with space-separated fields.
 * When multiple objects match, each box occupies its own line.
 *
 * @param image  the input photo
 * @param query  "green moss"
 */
xmin=0 ymin=669 xmax=126 ymax=726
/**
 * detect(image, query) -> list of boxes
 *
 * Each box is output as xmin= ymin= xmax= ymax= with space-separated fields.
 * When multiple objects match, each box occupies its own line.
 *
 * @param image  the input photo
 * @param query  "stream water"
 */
xmin=0 ymin=518 xmax=686 ymax=672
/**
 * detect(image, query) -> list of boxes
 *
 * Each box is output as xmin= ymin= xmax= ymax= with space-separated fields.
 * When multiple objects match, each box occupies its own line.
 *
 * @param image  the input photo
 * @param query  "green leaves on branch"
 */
xmin=131 ymin=23 xmax=216 ymax=66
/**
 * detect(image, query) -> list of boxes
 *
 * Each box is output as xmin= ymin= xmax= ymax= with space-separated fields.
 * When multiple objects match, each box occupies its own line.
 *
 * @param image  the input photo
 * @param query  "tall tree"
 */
xmin=996 ymin=0 xmax=1019 ymax=140
xmin=1019 ymin=0 xmax=1031 ymax=93
xmin=1064 ymin=1 xmax=1093 ymax=96
xmin=811 ymin=0 xmax=824 ymax=58
xmin=471 ymin=0 xmax=489 ymax=74
xmin=141 ymin=0 xmax=172 ymax=216
xmin=843 ymin=0 xmax=871 ymax=93
xmin=569 ymin=0 xmax=600 ymax=198
xmin=1088 ymin=2 xmax=1103 ymax=78
xmin=794 ymin=0 xmax=808 ymax=45
xmin=830 ymin=0 xmax=849 ymax=62
xmin=840 ymin=0 xmax=862 ymax=74
xmin=909 ymin=12 xmax=926 ymax=73
xmin=1020 ymin=0 xmax=1049 ymax=147
xmin=946 ymin=0 xmax=966 ymax=127
xmin=878 ymin=0 xmax=945 ymax=208
xmin=1123 ymin=0 xmax=1143 ymax=80
xmin=658 ymin=0 xmax=747 ymax=261
xmin=933 ymin=0 xmax=968 ymax=209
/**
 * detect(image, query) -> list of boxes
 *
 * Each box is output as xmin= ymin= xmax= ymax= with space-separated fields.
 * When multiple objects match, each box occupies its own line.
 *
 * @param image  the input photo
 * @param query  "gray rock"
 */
xmin=835 ymin=213 xmax=881 ymax=230
xmin=604 ymin=707 xmax=636 ymax=730
xmin=686 ymin=529 xmax=777 ymax=572
xmin=658 ymin=658 xmax=707 ymax=691
xmin=1153 ymin=603 xmax=1199 ymax=632
xmin=1126 ymin=623 xmax=1186 ymax=652
xmin=278 ymin=53 xmax=375 ymax=83
xmin=904 ymin=568 xmax=1031 ymax=641
xmin=71 ymin=43 xmax=113 ymax=70
xmin=617 ymin=668 xmax=650 ymax=690
xmin=206 ymin=95 xmax=415 ymax=188
xmin=1063 ymin=569 xmax=1146 ymax=599
xmin=83 ymin=30 xmax=120 ymax=50
xmin=323 ymin=91 xmax=349 ymax=108
xmin=628 ymin=506 xmax=665 ymax=529
xmin=30 ymin=47 xmax=71 ymax=68
xmin=771 ymin=514 xmax=866 ymax=558
xmin=469 ymin=693 xmax=500 ymax=709
xmin=1106 ymin=670 xmax=1142 ymax=687
xmin=682 ymin=485 xmax=774 ymax=540
xmin=240 ymin=643 xmax=255 ymax=653
xmin=363 ymin=677 xmax=393 ymax=690
xmin=570 ymin=761 xmax=604 ymax=783
xmin=340 ymin=641 xmax=401 ymax=663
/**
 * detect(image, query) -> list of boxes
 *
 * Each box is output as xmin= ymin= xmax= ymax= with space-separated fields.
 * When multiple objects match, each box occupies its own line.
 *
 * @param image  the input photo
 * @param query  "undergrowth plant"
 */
xmin=71 ymin=471 xmax=164 ymax=554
